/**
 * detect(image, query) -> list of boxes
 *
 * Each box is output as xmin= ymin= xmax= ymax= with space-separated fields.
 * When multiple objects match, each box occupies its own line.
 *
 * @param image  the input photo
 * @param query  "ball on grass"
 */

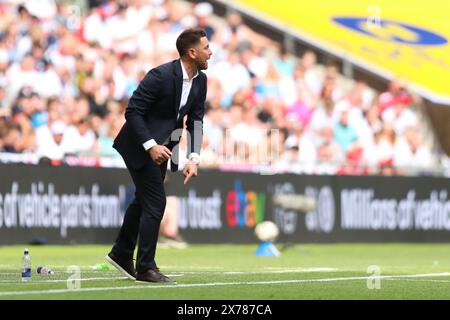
xmin=254 ymin=221 xmax=279 ymax=242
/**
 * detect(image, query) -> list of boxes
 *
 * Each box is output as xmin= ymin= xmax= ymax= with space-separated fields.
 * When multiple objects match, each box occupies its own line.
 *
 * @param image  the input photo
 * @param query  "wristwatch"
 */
xmin=189 ymin=153 xmax=200 ymax=165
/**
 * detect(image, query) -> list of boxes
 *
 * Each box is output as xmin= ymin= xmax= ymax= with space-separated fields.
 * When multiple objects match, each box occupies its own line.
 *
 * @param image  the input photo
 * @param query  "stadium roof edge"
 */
xmin=206 ymin=0 xmax=450 ymax=106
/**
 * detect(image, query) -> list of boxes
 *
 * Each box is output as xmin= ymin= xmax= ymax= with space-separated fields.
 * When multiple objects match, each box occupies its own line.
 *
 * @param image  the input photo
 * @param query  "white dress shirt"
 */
xmin=143 ymin=60 xmax=200 ymax=164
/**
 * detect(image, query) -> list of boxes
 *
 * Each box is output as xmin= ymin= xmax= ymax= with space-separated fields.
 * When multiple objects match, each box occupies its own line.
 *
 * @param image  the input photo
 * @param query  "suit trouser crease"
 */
xmin=112 ymin=160 xmax=167 ymax=273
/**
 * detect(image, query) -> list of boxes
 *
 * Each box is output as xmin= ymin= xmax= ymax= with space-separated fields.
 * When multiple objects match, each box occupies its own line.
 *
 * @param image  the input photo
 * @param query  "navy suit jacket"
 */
xmin=113 ymin=59 xmax=207 ymax=171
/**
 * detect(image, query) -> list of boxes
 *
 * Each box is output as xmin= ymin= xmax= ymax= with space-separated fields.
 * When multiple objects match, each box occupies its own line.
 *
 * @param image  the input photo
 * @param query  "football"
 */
xmin=254 ymin=221 xmax=279 ymax=242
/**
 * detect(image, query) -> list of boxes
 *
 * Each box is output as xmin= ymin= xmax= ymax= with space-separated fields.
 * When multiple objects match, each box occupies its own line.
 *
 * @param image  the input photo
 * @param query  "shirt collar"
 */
xmin=180 ymin=60 xmax=199 ymax=81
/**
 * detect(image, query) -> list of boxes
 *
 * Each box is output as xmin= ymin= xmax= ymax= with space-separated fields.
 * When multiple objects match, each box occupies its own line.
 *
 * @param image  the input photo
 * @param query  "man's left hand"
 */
xmin=183 ymin=162 xmax=198 ymax=184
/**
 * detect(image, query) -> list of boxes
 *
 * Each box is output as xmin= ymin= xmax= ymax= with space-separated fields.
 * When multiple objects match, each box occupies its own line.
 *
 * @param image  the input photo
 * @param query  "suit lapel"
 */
xmin=173 ymin=60 xmax=183 ymax=116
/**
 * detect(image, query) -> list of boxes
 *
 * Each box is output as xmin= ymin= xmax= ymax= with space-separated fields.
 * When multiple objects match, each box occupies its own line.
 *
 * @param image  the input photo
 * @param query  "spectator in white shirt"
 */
xmin=365 ymin=122 xmax=397 ymax=167
xmin=394 ymin=127 xmax=433 ymax=169
xmin=83 ymin=6 xmax=114 ymax=48
xmin=60 ymin=117 xmax=96 ymax=155
xmin=284 ymin=118 xmax=317 ymax=170
xmin=229 ymin=106 xmax=264 ymax=148
xmin=203 ymin=103 xmax=225 ymax=153
xmin=6 ymin=54 xmax=39 ymax=101
xmin=300 ymin=50 xmax=323 ymax=97
xmin=382 ymin=102 xmax=418 ymax=136
xmin=309 ymin=99 xmax=339 ymax=136
xmin=210 ymin=52 xmax=251 ymax=104
xmin=36 ymin=119 xmax=66 ymax=160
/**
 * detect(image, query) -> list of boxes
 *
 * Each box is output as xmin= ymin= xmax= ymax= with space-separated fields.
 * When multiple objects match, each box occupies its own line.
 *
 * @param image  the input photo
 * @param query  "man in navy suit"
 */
xmin=106 ymin=29 xmax=212 ymax=283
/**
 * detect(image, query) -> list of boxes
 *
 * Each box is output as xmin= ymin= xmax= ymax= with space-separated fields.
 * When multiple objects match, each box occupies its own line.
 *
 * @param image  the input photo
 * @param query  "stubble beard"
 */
xmin=196 ymin=57 xmax=208 ymax=70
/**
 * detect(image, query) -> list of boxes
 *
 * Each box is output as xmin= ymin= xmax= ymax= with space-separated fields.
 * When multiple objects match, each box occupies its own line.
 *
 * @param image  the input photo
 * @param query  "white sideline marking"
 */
xmin=0 ymin=268 xmax=338 ymax=283
xmin=1 ymin=268 xmax=336 ymax=276
xmin=0 ymin=276 xmax=128 ymax=283
xmin=0 ymin=274 xmax=187 ymax=283
xmin=0 ymin=273 xmax=449 ymax=297
xmin=385 ymin=279 xmax=450 ymax=283
xmin=0 ymin=269 xmax=338 ymax=284
xmin=222 ymin=268 xmax=337 ymax=274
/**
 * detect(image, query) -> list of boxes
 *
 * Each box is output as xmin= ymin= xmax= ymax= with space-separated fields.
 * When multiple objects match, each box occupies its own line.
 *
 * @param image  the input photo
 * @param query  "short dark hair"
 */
xmin=176 ymin=28 xmax=207 ymax=57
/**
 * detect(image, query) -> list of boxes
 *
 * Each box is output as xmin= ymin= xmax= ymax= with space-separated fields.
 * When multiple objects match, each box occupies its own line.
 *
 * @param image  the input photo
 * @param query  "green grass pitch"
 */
xmin=0 ymin=244 xmax=449 ymax=300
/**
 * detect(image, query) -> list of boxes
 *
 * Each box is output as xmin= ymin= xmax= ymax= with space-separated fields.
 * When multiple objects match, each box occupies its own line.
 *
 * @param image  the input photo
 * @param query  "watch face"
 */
xmin=190 ymin=159 xmax=199 ymax=164
xmin=189 ymin=154 xmax=200 ymax=164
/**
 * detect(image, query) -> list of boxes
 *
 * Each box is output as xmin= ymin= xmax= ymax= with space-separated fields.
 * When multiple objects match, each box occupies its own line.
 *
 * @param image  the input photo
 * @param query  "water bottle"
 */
xmin=37 ymin=266 xmax=54 ymax=275
xmin=21 ymin=248 xmax=31 ymax=282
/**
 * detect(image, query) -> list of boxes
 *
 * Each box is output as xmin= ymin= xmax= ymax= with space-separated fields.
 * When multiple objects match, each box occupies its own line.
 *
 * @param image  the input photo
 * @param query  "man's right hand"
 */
xmin=149 ymin=145 xmax=172 ymax=165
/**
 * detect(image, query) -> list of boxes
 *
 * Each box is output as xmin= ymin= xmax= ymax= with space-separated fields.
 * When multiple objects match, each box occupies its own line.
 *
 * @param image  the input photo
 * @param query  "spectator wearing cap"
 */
xmin=35 ymin=119 xmax=66 ymax=160
xmin=275 ymin=141 xmax=302 ymax=173
xmin=194 ymin=2 xmax=215 ymax=40
xmin=22 ymin=0 xmax=57 ymax=20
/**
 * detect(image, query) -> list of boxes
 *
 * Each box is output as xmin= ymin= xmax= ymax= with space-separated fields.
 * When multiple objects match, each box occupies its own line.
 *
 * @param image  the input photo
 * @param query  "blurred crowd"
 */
xmin=0 ymin=0 xmax=445 ymax=175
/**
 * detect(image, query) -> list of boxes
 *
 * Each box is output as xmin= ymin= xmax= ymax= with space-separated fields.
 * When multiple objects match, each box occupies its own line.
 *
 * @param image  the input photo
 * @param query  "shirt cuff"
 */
xmin=143 ymin=139 xmax=157 ymax=151
xmin=188 ymin=152 xmax=200 ymax=164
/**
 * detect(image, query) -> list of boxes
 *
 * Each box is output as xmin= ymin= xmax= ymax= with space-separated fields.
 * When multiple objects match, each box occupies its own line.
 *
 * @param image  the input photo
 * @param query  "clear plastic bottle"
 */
xmin=21 ymin=248 xmax=31 ymax=282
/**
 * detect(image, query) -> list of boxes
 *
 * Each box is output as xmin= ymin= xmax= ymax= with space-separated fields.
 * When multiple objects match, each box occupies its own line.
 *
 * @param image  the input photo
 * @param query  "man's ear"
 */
xmin=188 ymin=48 xmax=196 ymax=59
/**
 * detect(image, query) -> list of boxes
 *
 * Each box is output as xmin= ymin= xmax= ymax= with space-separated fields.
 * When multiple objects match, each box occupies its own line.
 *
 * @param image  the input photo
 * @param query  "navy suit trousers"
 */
xmin=111 ymin=159 xmax=168 ymax=273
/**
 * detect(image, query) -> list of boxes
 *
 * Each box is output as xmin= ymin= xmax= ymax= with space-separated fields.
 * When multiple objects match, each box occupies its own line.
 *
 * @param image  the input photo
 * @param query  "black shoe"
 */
xmin=136 ymin=268 xmax=177 ymax=284
xmin=105 ymin=252 xmax=136 ymax=280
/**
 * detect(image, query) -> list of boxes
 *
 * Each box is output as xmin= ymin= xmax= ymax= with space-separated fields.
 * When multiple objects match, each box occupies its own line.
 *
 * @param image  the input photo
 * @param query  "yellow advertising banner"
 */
xmin=230 ymin=0 xmax=450 ymax=104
